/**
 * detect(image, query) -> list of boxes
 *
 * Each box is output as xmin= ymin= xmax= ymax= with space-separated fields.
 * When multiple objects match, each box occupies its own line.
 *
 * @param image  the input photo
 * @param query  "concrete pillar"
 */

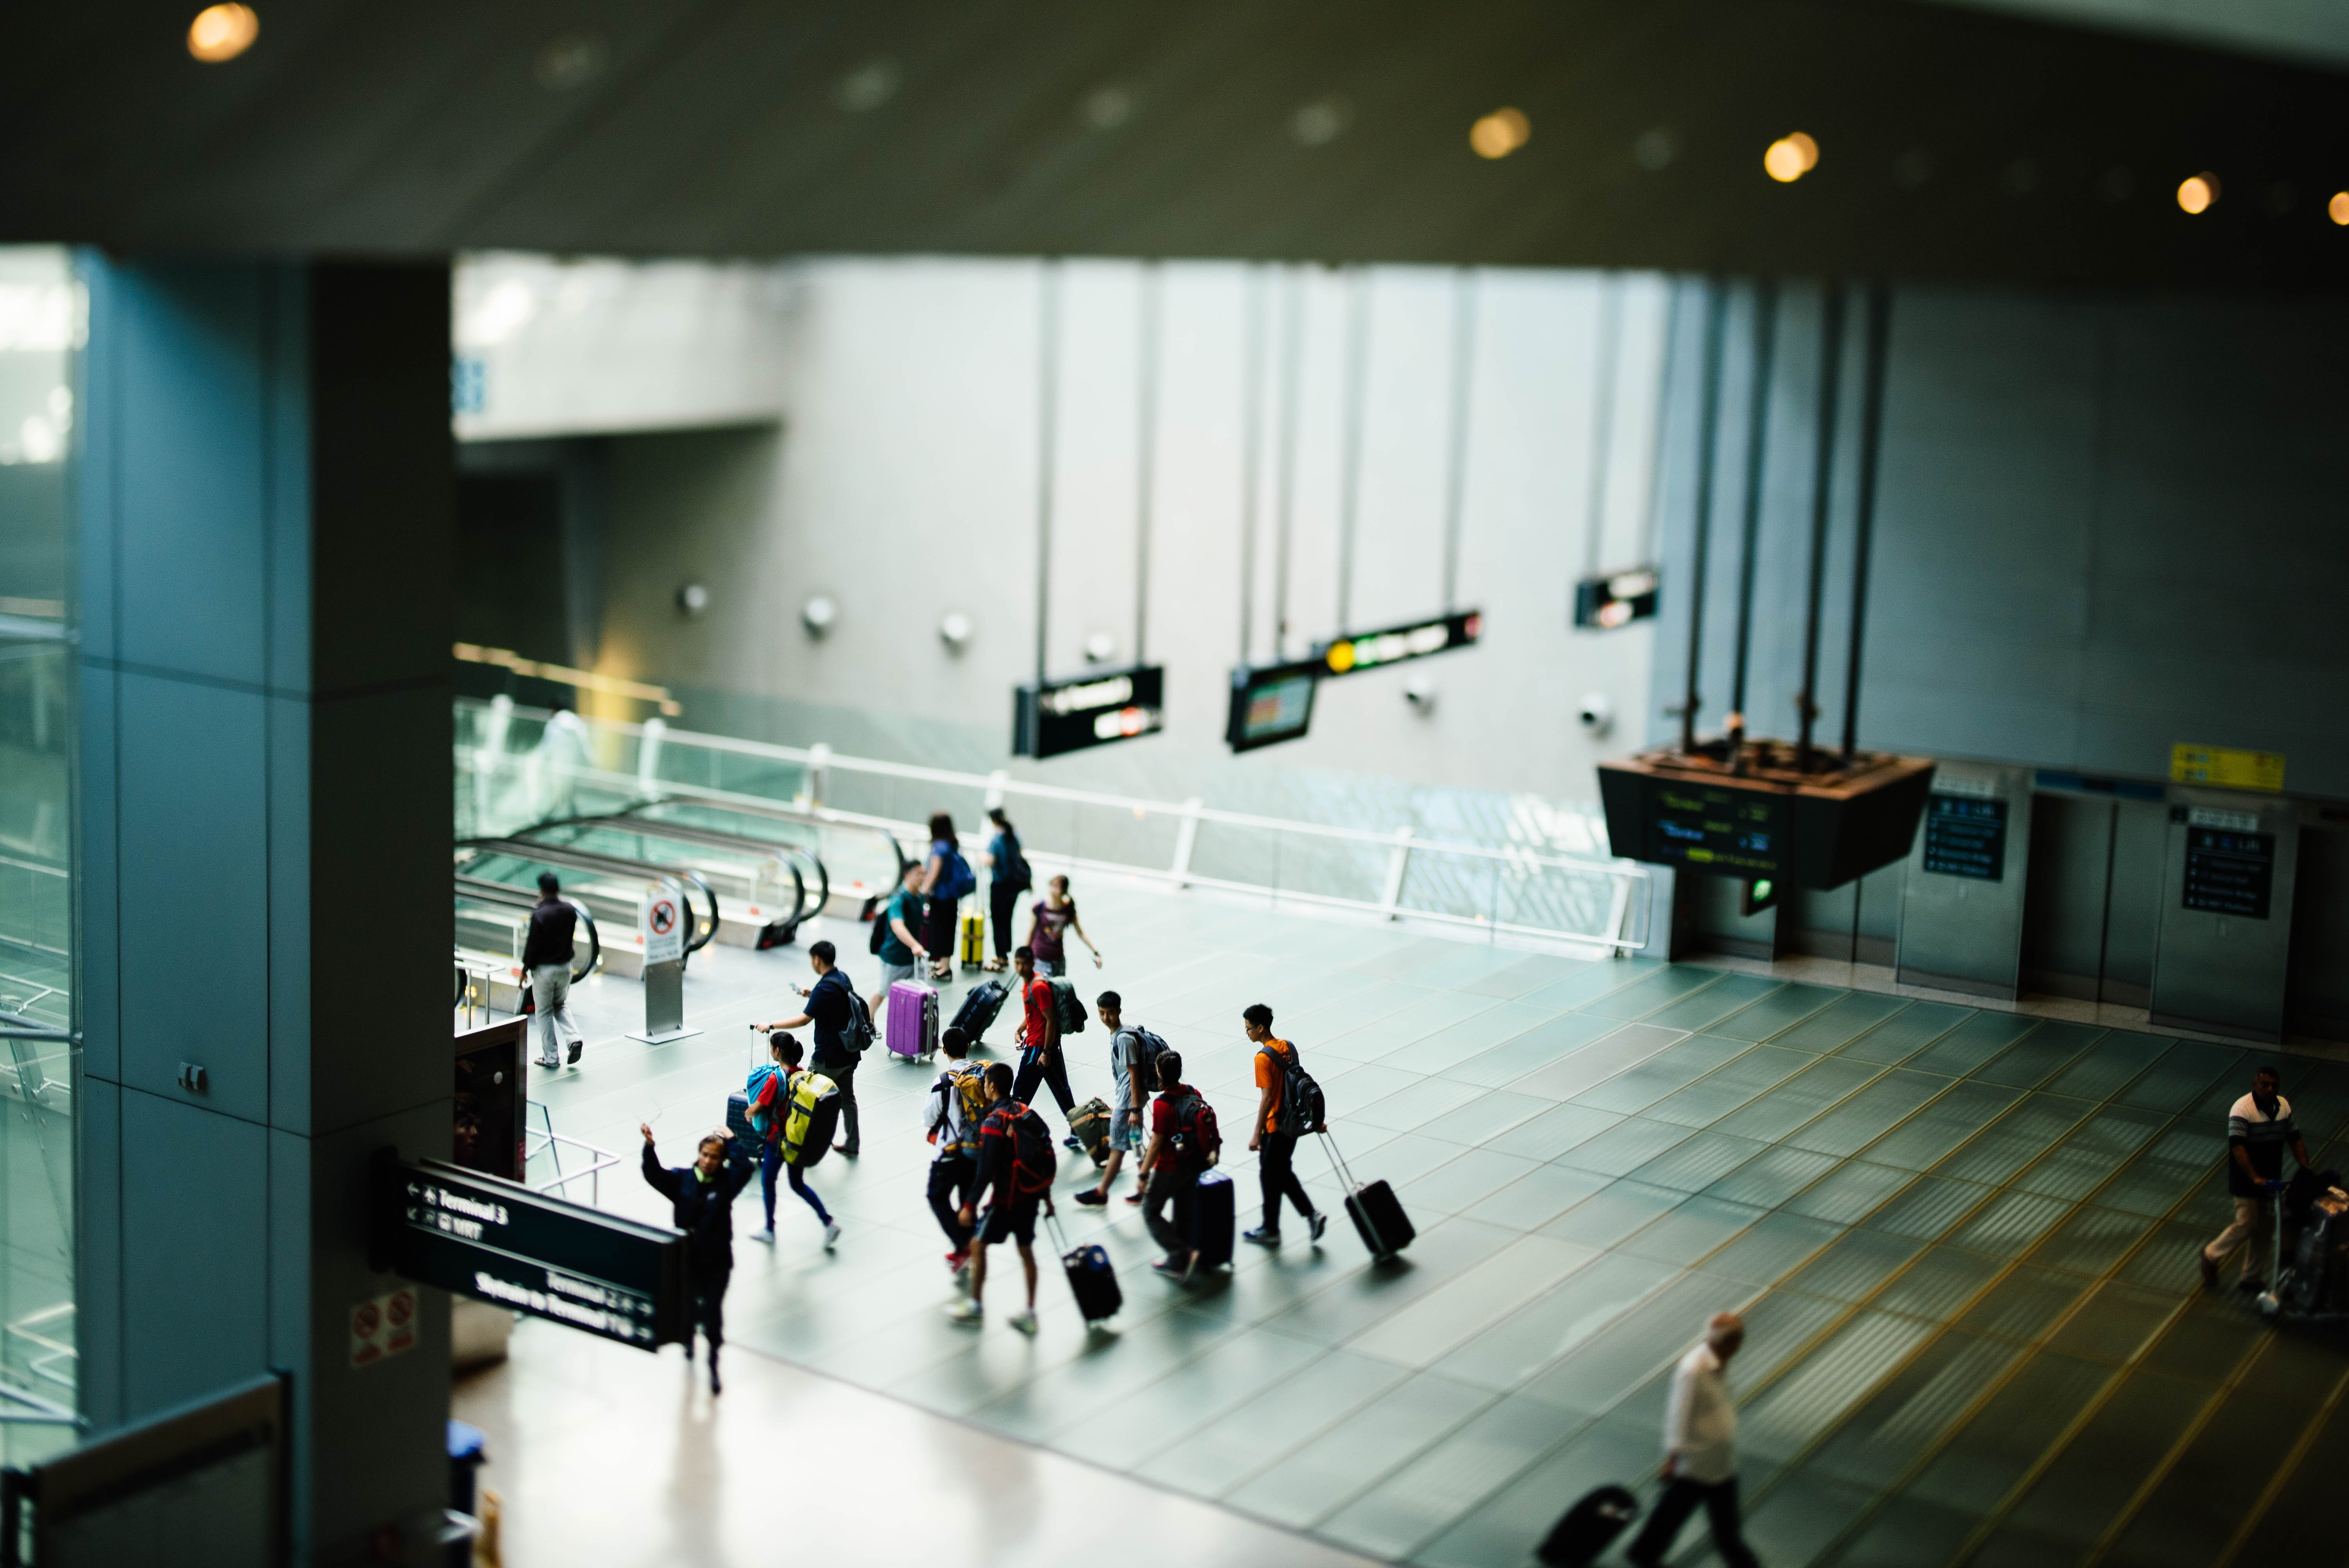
xmin=75 ymin=258 xmax=453 ymax=1562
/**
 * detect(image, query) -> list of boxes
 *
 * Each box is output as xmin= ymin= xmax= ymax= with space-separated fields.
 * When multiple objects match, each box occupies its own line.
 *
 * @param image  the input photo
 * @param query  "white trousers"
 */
xmin=532 ymin=963 xmax=582 ymax=1063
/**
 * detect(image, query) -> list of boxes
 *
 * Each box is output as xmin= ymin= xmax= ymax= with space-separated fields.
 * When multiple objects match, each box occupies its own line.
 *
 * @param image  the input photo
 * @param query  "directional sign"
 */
xmin=1013 ymin=665 xmax=1167 ymax=759
xmin=372 ymin=1153 xmax=689 ymax=1350
xmin=1313 ymin=610 xmax=1481 ymax=678
xmin=640 ymin=882 xmax=685 ymax=964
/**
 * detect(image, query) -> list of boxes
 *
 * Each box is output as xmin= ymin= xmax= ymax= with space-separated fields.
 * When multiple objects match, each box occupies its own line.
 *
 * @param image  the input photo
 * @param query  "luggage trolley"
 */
xmin=2256 ymin=1172 xmax=2349 ymax=1327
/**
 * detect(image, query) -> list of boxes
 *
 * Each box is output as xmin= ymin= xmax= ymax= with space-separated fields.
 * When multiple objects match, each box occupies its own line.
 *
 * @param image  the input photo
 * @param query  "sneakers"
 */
xmin=1243 ymin=1227 xmax=1281 ymax=1247
xmin=1151 ymin=1256 xmax=1193 ymax=1281
xmin=1123 ymin=1190 xmax=1145 ymax=1206
xmin=751 ymin=1227 xmax=776 ymax=1244
xmin=1008 ymin=1310 xmax=1038 ymax=1335
xmin=823 ymin=1221 xmax=843 ymax=1248
xmin=1308 ymin=1211 xmax=1329 ymax=1245
xmin=1063 ymin=1134 xmax=1084 ymax=1151
xmin=946 ymin=1297 xmax=984 ymax=1324
xmin=536 ymin=1057 xmax=559 ymax=1069
xmin=835 ymin=1143 xmax=859 ymax=1157
xmin=946 ymin=1249 xmax=969 ymax=1274
xmin=567 ymin=1041 xmax=582 ymax=1064
xmin=1074 ymin=1189 xmax=1108 ymax=1207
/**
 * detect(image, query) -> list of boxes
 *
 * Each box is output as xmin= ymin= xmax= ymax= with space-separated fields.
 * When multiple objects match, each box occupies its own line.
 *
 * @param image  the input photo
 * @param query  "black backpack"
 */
xmin=998 ymin=832 xmax=1032 ymax=893
xmin=1122 ymin=1026 xmax=1170 ymax=1092
xmin=1004 ymin=1103 xmax=1058 ymax=1196
xmin=1048 ymin=977 xmax=1087 ymax=1036
xmin=1262 ymin=1041 xmax=1326 ymax=1136
xmin=842 ymin=987 xmax=876 ymax=1054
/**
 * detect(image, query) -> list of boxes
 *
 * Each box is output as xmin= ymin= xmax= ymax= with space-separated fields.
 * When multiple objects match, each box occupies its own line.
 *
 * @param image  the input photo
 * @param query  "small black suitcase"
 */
xmin=1191 ymin=1168 xmax=1236 ymax=1271
xmin=1048 ymin=1214 xmax=1122 ymax=1323
xmin=1320 ymin=1130 xmax=1414 ymax=1258
xmin=725 ymin=1091 xmax=754 ymax=1144
xmin=950 ymin=979 xmax=1009 ymax=1047
xmin=1536 ymin=1484 xmax=1641 ymax=1568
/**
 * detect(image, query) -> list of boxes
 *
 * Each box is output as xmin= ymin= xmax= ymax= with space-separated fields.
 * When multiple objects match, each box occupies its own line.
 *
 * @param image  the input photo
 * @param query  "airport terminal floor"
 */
xmin=457 ymin=877 xmax=2349 ymax=1568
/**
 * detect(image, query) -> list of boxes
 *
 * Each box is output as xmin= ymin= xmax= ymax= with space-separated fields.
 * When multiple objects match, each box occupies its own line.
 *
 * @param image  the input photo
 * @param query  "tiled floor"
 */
xmin=494 ymin=875 xmax=2349 ymax=1568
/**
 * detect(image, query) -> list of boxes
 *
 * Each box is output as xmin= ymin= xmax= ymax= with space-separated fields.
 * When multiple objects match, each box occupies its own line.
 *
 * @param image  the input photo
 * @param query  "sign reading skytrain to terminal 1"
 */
xmin=1013 ymin=664 xmax=1166 ymax=759
xmin=371 ymin=1154 xmax=689 ymax=1351
xmin=1313 ymin=611 xmax=1481 ymax=678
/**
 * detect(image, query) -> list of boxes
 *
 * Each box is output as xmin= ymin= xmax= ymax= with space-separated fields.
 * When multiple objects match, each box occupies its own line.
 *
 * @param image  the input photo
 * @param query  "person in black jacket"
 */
xmin=524 ymin=871 xmax=583 ymax=1069
xmin=640 ymin=1123 xmax=756 ymax=1394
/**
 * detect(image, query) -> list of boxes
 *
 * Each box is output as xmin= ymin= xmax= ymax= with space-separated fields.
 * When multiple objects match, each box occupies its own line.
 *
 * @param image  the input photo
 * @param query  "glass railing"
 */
xmin=0 ymin=242 xmax=79 ymax=1458
xmin=455 ymin=696 xmax=1649 ymax=954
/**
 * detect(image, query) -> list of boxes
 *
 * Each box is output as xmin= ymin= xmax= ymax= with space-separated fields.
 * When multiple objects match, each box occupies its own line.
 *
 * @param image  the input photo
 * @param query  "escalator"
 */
xmin=455 ymin=839 xmax=716 ymax=978
xmin=454 ymin=880 xmax=599 ymax=1016
xmin=620 ymin=795 xmax=909 ymax=920
xmin=520 ymin=811 xmax=825 ymax=947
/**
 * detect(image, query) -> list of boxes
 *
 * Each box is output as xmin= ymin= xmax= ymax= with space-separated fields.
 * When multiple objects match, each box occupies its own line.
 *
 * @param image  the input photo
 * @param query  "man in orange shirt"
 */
xmin=1242 ymin=1002 xmax=1327 ymax=1248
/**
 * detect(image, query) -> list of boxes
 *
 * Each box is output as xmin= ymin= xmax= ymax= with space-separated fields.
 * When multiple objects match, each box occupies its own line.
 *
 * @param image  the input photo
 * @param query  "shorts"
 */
xmin=979 ymin=1196 xmax=1040 ymax=1247
xmin=879 ymin=959 xmax=917 ymax=989
xmin=1110 ymin=1105 xmax=1141 ymax=1150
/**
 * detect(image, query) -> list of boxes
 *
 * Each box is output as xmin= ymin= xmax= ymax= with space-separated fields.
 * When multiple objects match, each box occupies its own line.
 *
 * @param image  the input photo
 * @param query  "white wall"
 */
xmin=465 ymin=253 xmax=1674 ymax=803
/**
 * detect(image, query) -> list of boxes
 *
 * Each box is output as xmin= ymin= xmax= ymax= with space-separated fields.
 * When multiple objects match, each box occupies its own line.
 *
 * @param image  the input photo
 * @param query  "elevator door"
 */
xmin=2018 ymin=792 xmax=2163 ymax=1006
xmin=2287 ymin=823 xmax=2349 ymax=1041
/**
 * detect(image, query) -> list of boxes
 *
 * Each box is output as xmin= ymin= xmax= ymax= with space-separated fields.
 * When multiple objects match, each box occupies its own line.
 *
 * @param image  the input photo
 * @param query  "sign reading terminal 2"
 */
xmin=371 ymin=1154 xmax=690 ymax=1351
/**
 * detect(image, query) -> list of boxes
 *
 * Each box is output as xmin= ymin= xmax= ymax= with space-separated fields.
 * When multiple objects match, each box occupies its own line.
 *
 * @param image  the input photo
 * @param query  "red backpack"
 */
xmin=989 ymin=1100 xmax=1059 ymax=1196
xmin=1162 ymin=1088 xmax=1220 ymax=1173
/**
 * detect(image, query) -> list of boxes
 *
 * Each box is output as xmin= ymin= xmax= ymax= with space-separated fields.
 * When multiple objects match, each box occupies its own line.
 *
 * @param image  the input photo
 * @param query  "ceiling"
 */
xmin=10 ymin=0 xmax=2349 ymax=288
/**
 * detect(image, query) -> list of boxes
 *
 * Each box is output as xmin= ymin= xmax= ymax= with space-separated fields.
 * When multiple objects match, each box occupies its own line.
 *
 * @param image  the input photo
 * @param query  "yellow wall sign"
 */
xmin=2171 ymin=744 xmax=2285 ymax=793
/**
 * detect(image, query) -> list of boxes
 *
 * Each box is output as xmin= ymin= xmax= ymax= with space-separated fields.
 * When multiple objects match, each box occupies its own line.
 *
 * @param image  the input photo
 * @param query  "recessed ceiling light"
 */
xmin=2176 ymin=173 xmax=2219 ymax=214
xmin=1633 ymin=128 xmax=1678 ymax=171
xmin=1291 ymin=95 xmax=1352 ymax=148
xmin=1080 ymin=84 xmax=1136 ymax=131
xmin=2330 ymin=191 xmax=2349 ymax=226
xmin=1764 ymin=132 xmax=1818 ymax=183
xmin=534 ymin=33 xmax=608 ymax=91
xmin=834 ymin=56 xmax=902 ymax=113
xmin=1470 ymin=107 xmax=1531 ymax=160
xmin=187 ymin=4 xmax=258 ymax=62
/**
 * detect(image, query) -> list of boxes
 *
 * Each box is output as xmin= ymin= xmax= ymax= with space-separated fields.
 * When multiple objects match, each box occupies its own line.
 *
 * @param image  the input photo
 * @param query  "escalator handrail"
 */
xmin=610 ymin=803 xmax=831 ymax=924
xmin=623 ymin=793 xmax=909 ymax=888
xmin=560 ymin=808 xmax=826 ymax=927
xmin=452 ymin=877 xmax=602 ymax=981
xmin=456 ymin=839 xmax=718 ymax=956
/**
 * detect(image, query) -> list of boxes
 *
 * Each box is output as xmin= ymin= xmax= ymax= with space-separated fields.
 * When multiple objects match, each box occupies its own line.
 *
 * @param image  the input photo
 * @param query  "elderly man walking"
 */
xmin=1625 ymin=1312 xmax=1761 ymax=1568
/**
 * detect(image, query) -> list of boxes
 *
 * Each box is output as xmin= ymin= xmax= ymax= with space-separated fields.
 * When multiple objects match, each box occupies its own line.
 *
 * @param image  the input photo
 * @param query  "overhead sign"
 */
xmin=1574 ymin=568 xmax=1659 ymax=631
xmin=1014 ymin=664 xmax=1166 ymax=759
xmin=1226 ymin=660 xmax=1321 ymax=753
xmin=641 ymin=882 xmax=685 ymax=965
xmin=2171 ymin=743 xmax=2285 ymax=793
xmin=1646 ymin=783 xmax=1784 ymax=876
xmin=1314 ymin=610 xmax=1481 ymax=677
xmin=372 ymin=1154 xmax=689 ymax=1351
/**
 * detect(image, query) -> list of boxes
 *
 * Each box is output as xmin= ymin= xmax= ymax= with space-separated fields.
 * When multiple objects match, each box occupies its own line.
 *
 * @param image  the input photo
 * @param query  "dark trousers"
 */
xmin=1014 ymin=1050 xmax=1076 ymax=1124
xmin=817 ymin=1055 xmax=860 ymax=1153
xmin=925 ymin=896 xmax=957 ymax=966
xmin=929 ymin=1152 xmax=976 ymax=1250
xmin=762 ymin=1142 xmax=831 ymax=1226
xmin=1258 ymin=1131 xmax=1317 ymax=1231
xmin=1144 ymin=1169 xmax=1198 ymax=1260
xmin=990 ymin=880 xmax=1023 ymax=959
xmin=689 ymin=1265 xmax=730 ymax=1358
xmin=1628 ymin=1477 xmax=1757 ymax=1568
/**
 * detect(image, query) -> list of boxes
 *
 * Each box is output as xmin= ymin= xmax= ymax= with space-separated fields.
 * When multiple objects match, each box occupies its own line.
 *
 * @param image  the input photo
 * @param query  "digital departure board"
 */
xmin=1313 ymin=611 xmax=1481 ymax=677
xmin=1645 ymin=785 xmax=1784 ymax=875
xmin=1013 ymin=665 xmax=1166 ymax=759
xmin=1921 ymin=794 xmax=2007 ymax=880
xmin=373 ymin=1155 xmax=688 ymax=1350
xmin=1225 ymin=661 xmax=1321 ymax=752
xmin=2181 ymin=826 xmax=2274 ymax=919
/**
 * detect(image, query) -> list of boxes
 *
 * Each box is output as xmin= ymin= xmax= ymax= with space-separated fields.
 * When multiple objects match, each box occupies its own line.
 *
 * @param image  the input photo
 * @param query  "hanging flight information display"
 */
xmin=1644 ymin=783 xmax=1785 ymax=875
xmin=1599 ymin=745 xmax=1936 ymax=890
xmin=371 ymin=1154 xmax=689 ymax=1350
xmin=1013 ymin=665 xmax=1166 ymax=759
xmin=1225 ymin=660 xmax=1321 ymax=752
xmin=1314 ymin=611 xmax=1481 ymax=677
xmin=1574 ymin=569 xmax=1659 ymax=631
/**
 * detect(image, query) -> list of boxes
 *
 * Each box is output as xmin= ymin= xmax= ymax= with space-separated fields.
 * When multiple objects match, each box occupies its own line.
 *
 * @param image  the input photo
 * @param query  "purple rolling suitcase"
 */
xmin=887 ymin=979 xmax=939 ymax=1062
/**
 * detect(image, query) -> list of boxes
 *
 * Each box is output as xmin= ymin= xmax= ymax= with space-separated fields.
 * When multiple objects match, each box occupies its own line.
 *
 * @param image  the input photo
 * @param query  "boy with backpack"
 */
xmin=1075 ymin=990 xmax=1160 ymax=1208
xmin=743 ymin=1033 xmax=843 ymax=1247
xmin=926 ymin=1028 xmax=989 ymax=1276
xmin=1139 ymin=1049 xmax=1218 ymax=1280
xmin=1009 ymin=945 xmax=1085 ymax=1153
xmin=949 ymin=1061 xmax=1057 ymax=1331
xmin=1243 ymin=1002 xmax=1328 ymax=1248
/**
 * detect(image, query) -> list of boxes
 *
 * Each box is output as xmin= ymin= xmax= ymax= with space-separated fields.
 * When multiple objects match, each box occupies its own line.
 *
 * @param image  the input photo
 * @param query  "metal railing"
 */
xmin=456 ymin=697 xmax=1649 ymax=954
xmin=526 ymin=1104 xmax=620 ymax=1205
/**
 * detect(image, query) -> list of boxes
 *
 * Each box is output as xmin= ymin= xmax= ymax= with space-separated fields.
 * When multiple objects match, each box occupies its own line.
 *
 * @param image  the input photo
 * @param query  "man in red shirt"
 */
xmin=1009 ymin=945 xmax=1083 ymax=1150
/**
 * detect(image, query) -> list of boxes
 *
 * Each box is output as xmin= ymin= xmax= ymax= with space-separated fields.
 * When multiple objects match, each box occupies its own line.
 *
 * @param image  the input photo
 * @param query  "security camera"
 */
xmin=676 ymin=583 xmax=709 ymax=617
xmin=1577 ymin=692 xmax=1613 ymax=736
xmin=1083 ymin=630 xmax=1117 ymax=665
xmin=1403 ymin=675 xmax=1438 ymax=715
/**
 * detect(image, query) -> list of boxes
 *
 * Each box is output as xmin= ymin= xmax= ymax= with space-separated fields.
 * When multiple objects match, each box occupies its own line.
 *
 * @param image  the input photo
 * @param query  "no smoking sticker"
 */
xmin=350 ymin=1286 xmax=420 ymax=1368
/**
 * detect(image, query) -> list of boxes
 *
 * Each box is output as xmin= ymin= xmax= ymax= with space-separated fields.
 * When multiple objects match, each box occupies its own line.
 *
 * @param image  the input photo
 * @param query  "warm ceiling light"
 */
xmin=187 ymin=4 xmax=258 ymax=62
xmin=2176 ymin=173 xmax=2219 ymax=214
xmin=1469 ymin=108 xmax=1531 ymax=160
xmin=1764 ymin=132 xmax=1819 ymax=183
xmin=2331 ymin=192 xmax=2349 ymax=227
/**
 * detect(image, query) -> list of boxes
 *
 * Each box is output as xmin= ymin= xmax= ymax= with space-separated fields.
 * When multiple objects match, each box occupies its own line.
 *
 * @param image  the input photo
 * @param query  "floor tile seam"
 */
xmin=1326 ymin=1235 xmax=1618 ymax=1369
xmin=1697 ymin=981 xmax=1855 ymax=1047
xmin=1002 ymin=1310 xmax=1295 ymax=1442
xmin=1781 ymin=1114 xmax=2267 ymax=1568
xmin=1291 ymin=1382 xmax=1541 ymax=1550
xmin=1023 ymin=1319 xmax=1343 ymax=1450
xmin=1827 ymin=996 xmax=1974 ymax=1065
xmin=1591 ymin=967 xmax=1735 ymax=1024
xmin=1121 ymin=1349 xmax=1420 ymax=1493
xmin=1521 ymin=1023 xmax=1700 ymax=1107
xmin=716 ymin=1329 xmax=1392 ymax=1566
xmin=1428 ymin=1252 xmax=1716 ymax=1403
xmin=1576 ymin=1032 xmax=1790 ymax=1122
xmin=2205 ymin=1357 xmax=2349 ymax=1568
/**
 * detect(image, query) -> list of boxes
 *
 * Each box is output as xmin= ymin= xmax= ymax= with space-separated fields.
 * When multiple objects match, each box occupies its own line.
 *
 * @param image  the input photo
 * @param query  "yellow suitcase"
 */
xmin=959 ymin=912 xmax=986 ymax=968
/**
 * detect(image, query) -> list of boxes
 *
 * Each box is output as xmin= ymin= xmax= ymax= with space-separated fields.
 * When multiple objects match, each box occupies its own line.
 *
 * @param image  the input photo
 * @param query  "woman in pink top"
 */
xmin=1023 ymin=874 xmax=1101 ymax=977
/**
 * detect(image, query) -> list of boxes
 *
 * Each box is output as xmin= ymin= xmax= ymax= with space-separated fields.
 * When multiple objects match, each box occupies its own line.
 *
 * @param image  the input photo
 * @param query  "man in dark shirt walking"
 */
xmin=640 ymin=1122 xmax=756 ymax=1394
xmin=524 ymin=871 xmax=583 ymax=1068
xmin=757 ymin=940 xmax=864 ymax=1156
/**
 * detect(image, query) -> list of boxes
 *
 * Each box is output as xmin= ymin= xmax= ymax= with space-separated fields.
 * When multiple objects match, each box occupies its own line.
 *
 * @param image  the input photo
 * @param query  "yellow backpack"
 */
xmin=782 ymin=1069 xmax=840 ymax=1167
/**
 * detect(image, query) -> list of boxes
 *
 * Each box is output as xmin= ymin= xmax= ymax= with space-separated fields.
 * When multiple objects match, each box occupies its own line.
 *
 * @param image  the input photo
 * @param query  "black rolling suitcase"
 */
xmin=1535 ymin=1485 xmax=1641 ymax=1568
xmin=948 ymin=979 xmax=1009 ymax=1049
xmin=1047 ymin=1213 xmax=1122 ymax=1324
xmin=1319 ymin=1128 xmax=1414 ymax=1259
xmin=725 ymin=1091 xmax=755 ymax=1144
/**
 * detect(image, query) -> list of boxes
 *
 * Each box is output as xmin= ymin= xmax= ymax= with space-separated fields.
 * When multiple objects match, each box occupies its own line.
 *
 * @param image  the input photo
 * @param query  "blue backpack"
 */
xmin=745 ymin=1064 xmax=785 ymax=1140
xmin=945 ymin=848 xmax=978 ymax=900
